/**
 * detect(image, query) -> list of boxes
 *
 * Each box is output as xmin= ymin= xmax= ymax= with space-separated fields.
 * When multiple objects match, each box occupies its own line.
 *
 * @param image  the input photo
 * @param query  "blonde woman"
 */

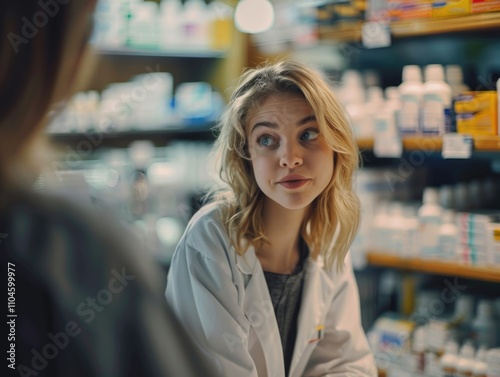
xmin=166 ymin=60 xmax=376 ymax=376
xmin=0 ymin=1 xmax=219 ymax=375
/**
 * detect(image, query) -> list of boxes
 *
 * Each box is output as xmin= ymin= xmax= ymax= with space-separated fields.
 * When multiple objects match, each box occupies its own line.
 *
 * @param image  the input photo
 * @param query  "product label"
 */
xmin=399 ymin=95 xmax=420 ymax=133
xmin=420 ymin=217 xmax=440 ymax=257
xmin=362 ymin=21 xmax=391 ymax=49
xmin=442 ymin=133 xmax=473 ymax=159
xmin=422 ymin=93 xmax=445 ymax=133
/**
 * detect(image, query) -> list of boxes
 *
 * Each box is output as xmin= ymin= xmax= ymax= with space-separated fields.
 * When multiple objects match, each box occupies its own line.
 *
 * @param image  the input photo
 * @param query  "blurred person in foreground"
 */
xmin=0 ymin=1 xmax=220 ymax=376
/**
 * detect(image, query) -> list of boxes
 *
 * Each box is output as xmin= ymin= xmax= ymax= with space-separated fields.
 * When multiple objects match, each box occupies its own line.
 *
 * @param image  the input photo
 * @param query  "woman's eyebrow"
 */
xmin=251 ymin=121 xmax=278 ymax=134
xmin=251 ymin=115 xmax=316 ymax=134
xmin=298 ymin=115 xmax=316 ymax=125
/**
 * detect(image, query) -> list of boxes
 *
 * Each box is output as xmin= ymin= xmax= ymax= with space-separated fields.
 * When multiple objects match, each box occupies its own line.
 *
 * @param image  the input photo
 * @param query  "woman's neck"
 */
xmin=256 ymin=199 xmax=307 ymax=274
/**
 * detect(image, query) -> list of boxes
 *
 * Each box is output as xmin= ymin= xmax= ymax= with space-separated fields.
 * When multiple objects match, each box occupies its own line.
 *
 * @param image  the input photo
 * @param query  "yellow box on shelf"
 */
xmin=454 ymin=91 xmax=498 ymax=113
xmin=387 ymin=0 xmax=433 ymax=20
xmin=432 ymin=0 xmax=471 ymax=17
xmin=471 ymin=0 xmax=500 ymax=13
xmin=457 ymin=111 xmax=498 ymax=135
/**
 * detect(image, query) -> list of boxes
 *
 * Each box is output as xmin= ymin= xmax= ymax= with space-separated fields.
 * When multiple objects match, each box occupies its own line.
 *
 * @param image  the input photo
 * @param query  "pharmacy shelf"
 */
xmin=49 ymin=124 xmax=215 ymax=149
xmin=366 ymin=251 xmax=500 ymax=283
xmin=319 ymin=12 xmax=500 ymax=43
xmin=94 ymin=46 xmax=227 ymax=59
xmin=356 ymin=136 xmax=500 ymax=153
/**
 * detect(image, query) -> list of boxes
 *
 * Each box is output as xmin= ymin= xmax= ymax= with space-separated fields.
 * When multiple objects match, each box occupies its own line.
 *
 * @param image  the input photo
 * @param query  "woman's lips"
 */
xmin=277 ymin=179 xmax=310 ymax=189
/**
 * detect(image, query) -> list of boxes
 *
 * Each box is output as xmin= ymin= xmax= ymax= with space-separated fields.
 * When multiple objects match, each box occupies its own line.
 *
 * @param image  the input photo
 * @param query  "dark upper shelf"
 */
xmin=48 ymin=123 xmax=216 ymax=149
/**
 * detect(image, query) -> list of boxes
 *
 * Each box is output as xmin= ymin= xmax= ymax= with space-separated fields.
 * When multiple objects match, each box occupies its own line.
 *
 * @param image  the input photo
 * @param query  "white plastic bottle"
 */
xmin=365 ymin=86 xmax=384 ymax=138
xmin=402 ymin=205 xmax=420 ymax=258
xmin=457 ymin=341 xmax=476 ymax=377
xmin=472 ymin=299 xmax=497 ymax=348
xmin=398 ymin=65 xmax=424 ymax=134
xmin=472 ymin=346 xmax=488 ymax=377
xmin=446 ymin=65 xmax=469 ymax=134
xmin=422 ymin=64 xmax=452 ymax=135
xmin=446 ymin=65 xmax=470 ymax=99
xmin=182 ymin=0 xmax=210 ymax=48
xmin=159 ymin=0 xmax=183 ymax=48
xmin=373 ymin=201 xmax=390 ymax=252
xmin=486 ymin=348 xmax=500 ymax=377
xmin=418 ymin=187 xmax=442 ymax=259
xmin=411 ymin=326 xmax=426 ymax=374
xmin=374 ymin=86 xmax=402 ymax=157
xmin=438 ymin=210 xmax=458 ymax=261
xmin=440 ymin=340 xmax=459 ymax=377
xmin=387 ymin=202 xmax=406 ymax=255
xmin=341 ymin=70 xmax=369 ymax=138
xmin=451 ymin=294 xmax=475 ymax=341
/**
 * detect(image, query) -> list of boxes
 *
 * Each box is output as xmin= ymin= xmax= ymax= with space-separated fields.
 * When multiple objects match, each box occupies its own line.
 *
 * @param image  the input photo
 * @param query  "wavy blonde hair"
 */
xmin=213 ymin=60 xmax=360 ymax=270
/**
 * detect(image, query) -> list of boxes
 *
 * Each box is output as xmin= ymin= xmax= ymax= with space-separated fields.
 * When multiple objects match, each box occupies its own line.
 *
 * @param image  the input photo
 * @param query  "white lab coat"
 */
xmin=166 ymin=203 xmax=377 ymax=377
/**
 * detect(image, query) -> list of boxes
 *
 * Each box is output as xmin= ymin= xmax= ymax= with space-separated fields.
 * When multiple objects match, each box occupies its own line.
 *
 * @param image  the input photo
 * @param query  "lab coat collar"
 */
xmin=235 ymin=244 xmax=257 ymax=275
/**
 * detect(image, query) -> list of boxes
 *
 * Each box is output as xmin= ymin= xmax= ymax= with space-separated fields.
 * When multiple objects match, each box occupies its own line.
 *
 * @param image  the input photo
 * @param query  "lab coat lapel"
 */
xmin=289 ymin=257 xmax=335 ymax=377
xmin=236 ymin=247 xmax=285 ymax=377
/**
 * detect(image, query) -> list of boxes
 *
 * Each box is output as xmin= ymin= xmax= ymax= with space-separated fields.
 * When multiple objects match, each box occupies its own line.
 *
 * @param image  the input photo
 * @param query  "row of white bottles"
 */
xmin=371 ymin=179 xmax=500 ymax=262
xmin=339 ymin=64 xmax=469 ymax=137
xmin=400 ymin=63 xmax=470 ymax=135
xmin=92 ymin=0 xmax=233 ymax=50
xmin=440 ymin=340 xmax=496 ymax=377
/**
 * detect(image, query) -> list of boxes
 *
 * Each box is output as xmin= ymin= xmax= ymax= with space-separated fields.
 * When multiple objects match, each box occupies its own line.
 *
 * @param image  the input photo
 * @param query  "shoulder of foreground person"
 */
xmin=0 ymin=189 xmax=221 ymax=377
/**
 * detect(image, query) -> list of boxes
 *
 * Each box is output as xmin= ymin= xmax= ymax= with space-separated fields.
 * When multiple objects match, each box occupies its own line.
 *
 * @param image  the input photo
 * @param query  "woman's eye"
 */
xmin=301 ymin=129 xmax=319 ymax=141
xmin=257 ymin=136 xmax=277 ymax=147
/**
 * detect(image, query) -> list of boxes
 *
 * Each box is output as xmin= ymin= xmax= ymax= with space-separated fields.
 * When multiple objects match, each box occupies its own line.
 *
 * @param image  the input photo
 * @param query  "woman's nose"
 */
xmin=279 ymin=142 xmax=303 ymax=168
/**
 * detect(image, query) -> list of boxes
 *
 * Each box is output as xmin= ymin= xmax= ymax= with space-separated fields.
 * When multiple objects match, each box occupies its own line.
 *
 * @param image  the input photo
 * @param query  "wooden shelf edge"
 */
xmin=391 ymin=12 xmax=500 ymax=37
xmin=357 ymin=136 xmax=500 ymax=153
xmin=367 ymin=251 xmax=500 ymax=283
xmin=319 ymin=12 xmax=500 ymax=42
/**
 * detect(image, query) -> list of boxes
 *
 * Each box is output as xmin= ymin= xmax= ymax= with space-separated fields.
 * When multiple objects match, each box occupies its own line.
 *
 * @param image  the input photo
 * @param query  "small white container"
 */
xmin=398 ymin=65 xmax=423 ymax=134
xmin=422 ymin=64 xmax=452 ymax=135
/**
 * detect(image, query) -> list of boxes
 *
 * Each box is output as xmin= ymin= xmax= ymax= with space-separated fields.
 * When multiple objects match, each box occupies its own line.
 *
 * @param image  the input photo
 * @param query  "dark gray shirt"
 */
xmin=263 ymin=239 xmax=309 ymax=377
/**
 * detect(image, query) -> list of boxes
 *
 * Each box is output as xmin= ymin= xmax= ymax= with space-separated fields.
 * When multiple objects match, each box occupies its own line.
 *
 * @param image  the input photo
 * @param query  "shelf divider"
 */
xmin=367 ymin=251 xmax=500 ymax=283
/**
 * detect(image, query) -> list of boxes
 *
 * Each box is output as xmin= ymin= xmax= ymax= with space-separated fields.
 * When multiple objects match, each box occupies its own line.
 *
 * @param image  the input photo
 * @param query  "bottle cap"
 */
xmin=459 ymin=341 xmax=475 ymax=359
xmin=446 ymin=65 xmax=464 ymax=84
xmin=385 ymin=86 xmax=399 ymax=100
xmin=412 ymin=326 xmax=426 ymax=352
xmin=423 ymin=187 xmax=439 ymax=204
xmin=425 ymin=64 xmax=445 ymax=82
xmin=402 ymin=65 xmax=422 ymax=83
xmin=444 ymin=340 xmax=459 ymax=355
